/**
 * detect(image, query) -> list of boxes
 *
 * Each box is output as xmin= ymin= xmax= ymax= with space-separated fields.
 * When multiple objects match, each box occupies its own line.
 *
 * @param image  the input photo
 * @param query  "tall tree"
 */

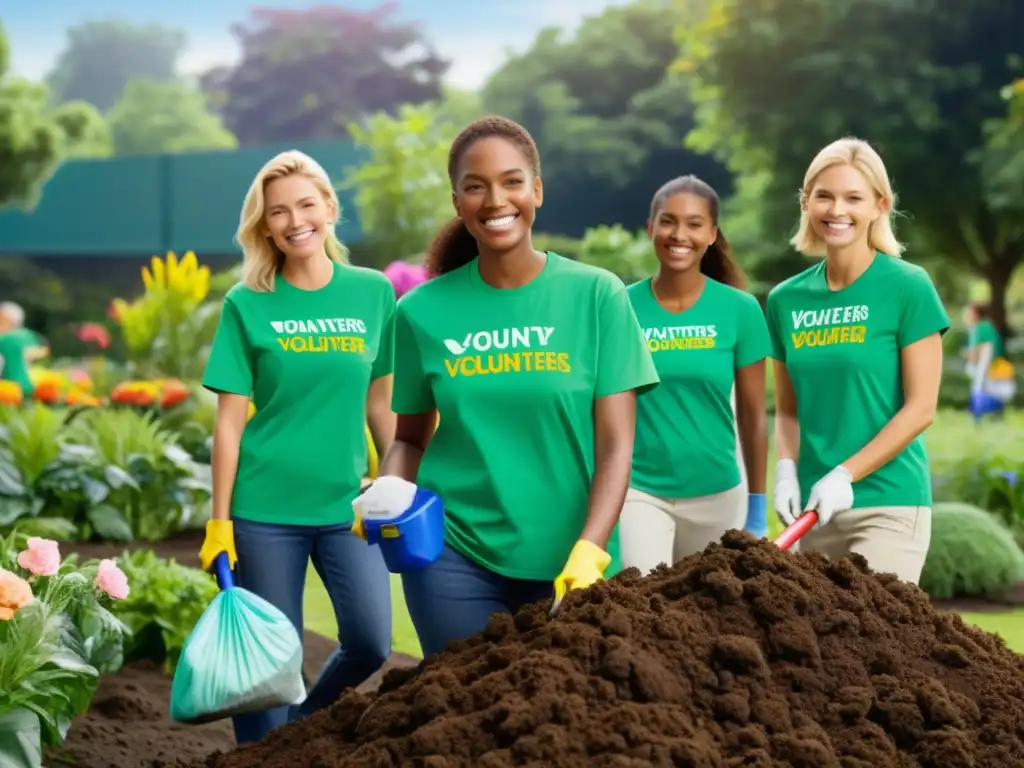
xmin=480 ymin=0 xmax=729 ymax=237
xmin=106 ymin=79 xmax=237 ymax=156
xmin=202 ymin=3 xmax=449 ymax=146
xmin=0 ymin=23 xmax=68 ymax=206
xmin=46 ymin=21 xmax=186 ymax=111
xmin=675 ymin=0 xmax=1024 ymax=328
xmin=51 ymin=101 xmax=114 ymax=158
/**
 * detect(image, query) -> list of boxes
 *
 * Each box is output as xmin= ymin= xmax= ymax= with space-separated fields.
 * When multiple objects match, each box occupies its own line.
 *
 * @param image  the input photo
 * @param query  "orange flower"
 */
xmin=111 ymin=381 xmax=159 ymax=407
xmin=66 ymin=389 xmax=102 ymax=407
xmin=0 ymin=381 xmax=22 ymax=405
xmin=160 ymin=379 xmax=191 ymax=409
xmin=0 ymin=568 xmax=34 ymax=620
xmin=33 ymin=380 xmax=62 ymax=405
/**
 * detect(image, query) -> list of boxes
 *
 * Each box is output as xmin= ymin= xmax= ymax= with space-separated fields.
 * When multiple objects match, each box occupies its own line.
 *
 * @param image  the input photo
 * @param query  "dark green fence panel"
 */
xmin=166 ymin=140 xmax=368 ymax=256
xmin=0 ymin=141 xmax=368 ymax=258
xmin=0 ymin=157 xmax=163 ymax=256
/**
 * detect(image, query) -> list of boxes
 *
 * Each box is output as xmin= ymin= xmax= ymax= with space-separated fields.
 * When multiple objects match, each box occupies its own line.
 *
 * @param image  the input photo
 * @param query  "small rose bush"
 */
xmin=0 ymin=533 xmax=130 ymax=767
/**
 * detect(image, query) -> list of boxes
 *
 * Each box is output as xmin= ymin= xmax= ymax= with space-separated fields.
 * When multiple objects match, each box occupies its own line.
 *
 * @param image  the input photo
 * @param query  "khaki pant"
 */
xmin=619 ymin=483 xmax=746 ymax=573
xmin=795 ymin=505 xmax=931 ymax=584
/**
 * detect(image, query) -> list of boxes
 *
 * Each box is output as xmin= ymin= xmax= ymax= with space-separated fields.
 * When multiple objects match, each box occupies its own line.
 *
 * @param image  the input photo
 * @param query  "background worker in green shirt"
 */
xmin=620 ymin=175 xmax=771 ymax=574
xmin=963 ymin=301 xmax=1015 ymax=416
xmin=766 ymin=137 xmax=949 ymax=585
xmin=0 ymin=302 xmax=48 ymax=365
xmin=0 ymin=302 xmax=39 ymax=396
xmin=355 ymin=116 xmax=659 ymax=658
xmin=198 ymin=150 xmax=395 ymax=743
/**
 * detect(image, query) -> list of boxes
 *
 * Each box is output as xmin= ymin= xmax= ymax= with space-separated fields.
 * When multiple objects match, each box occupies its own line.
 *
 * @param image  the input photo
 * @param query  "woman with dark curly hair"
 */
xmin=354 ymin=116 xmax=659 ymax=657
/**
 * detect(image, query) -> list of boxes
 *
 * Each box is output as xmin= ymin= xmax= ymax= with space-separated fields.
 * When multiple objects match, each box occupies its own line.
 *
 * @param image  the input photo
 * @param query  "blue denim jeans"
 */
xmin=231 ymin=518 xmax=392 ymax=744
xmin=401 ymin=544 xmax=553 ymax=658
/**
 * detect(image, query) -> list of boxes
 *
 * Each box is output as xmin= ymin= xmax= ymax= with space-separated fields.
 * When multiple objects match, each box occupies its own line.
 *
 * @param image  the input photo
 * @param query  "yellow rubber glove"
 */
xmin=553 ymin=539 xmax=611 ymax=603
xmin=198 ymin=519 xmax=237 ymax=572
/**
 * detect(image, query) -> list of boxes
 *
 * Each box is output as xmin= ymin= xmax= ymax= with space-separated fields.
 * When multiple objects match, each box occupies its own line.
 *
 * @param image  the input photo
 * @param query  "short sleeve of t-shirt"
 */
xmin=392 ymin=300 xmax=434 ymax=414
xmin=371 ymin=288 xmax=397 ymax=380
xmin=735 ymin=294 xmax=772 ymax=368
xmin=974 ymin=320 xmax=998 ymax=347
xmin=765 ymin=292 xmax=787 ymax=361
xmin=595 ymin=279 xmax=659 ymax=399
xmin=897 ymin=269 xmax=950 ymax=348
xmin=203 ymin=297 xmax=253 ymax=396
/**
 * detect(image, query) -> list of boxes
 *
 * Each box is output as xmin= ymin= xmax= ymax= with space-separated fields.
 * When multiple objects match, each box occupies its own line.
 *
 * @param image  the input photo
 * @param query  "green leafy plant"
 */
xmin=920 ymin=502 xmax=1024 ymax=600
xmin=0 ymin=407 xmax=211 ymax=542
xmin=577 ymin=225 xmax=656 ymax=283
xmin=929 ymin=411 xmax=1024 ymax=534
xmin=108 ymin=549 xmax=217 ymax=671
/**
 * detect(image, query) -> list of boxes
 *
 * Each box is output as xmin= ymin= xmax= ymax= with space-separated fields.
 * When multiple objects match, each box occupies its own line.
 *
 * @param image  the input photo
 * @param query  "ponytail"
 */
xmin=701 ymin=228 xmax=747 ymax=290
xmin=424 ymin=217 xmax=478 ymax=278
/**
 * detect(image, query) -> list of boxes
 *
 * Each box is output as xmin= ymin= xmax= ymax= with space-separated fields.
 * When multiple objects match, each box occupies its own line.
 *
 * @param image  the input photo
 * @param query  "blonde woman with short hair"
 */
xmin=766 ymin=137 xmax=949 ymax=585
xmin=197 ymin=150 xmax=396 ymax=743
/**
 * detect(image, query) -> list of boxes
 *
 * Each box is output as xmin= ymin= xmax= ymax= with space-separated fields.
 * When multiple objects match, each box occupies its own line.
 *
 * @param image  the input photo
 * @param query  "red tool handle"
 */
xmin=773 ymin=512 xmax=818 ymax=550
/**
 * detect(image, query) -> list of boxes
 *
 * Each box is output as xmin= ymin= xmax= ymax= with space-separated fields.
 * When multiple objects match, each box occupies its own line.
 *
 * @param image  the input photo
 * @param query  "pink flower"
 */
xmin=94 ymin=559 xmax=130 ymax=600
xmin=77 ymin=322 xmax=111 ymax=350
xmin=17 ymin=537 xmax=61 ymax=576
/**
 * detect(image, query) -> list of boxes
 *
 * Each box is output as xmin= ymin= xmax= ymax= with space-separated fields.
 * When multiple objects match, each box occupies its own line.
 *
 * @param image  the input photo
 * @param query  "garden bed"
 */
xmin=45 ymin=532 xmax=418 ymax=768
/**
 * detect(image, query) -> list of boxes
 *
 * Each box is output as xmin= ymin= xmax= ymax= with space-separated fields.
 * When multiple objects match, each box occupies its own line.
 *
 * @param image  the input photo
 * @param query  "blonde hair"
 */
xmin=237 ymin=150 xmax=347 ymax=292
xmin=791 ymin=137 xmax=903 ymax=257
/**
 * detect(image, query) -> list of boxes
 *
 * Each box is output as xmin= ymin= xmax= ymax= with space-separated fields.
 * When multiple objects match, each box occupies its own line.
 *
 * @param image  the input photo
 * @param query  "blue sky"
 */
xmin=3 ymin=0 xmax=626 ymax=89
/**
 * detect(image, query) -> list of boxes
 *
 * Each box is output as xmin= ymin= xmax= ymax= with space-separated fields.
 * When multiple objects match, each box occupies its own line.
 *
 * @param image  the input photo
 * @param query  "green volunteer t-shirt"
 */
xmin=628 ymin=277 xmax=771 ymax=498
xmin=392 ymin=252 xmax=659 ymax=581
xmin=203 ymin=261 xmax=396 ymax=526
xmin=971 ymin=319 xmax=1005 ymax=358
xmin=0 ymin=332 xmax=34 ymax=397
xmin=765 ymin=253 xmax=949 ymax=509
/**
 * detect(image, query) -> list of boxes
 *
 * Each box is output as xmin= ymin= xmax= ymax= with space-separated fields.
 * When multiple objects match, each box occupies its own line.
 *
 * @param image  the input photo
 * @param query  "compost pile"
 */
xmin=192 ymin=532 xmax=1024 ymax=767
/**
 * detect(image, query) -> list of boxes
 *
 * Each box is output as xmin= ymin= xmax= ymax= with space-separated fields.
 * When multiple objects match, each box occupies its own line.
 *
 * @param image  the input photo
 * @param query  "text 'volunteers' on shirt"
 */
xmin=628 ymin=277 xmax=771 ymax=499
xmin=202 ymin=262 xmax=396 ymax=526
xmin=392 ymin=252 xmax=660 ymax=581
xmin=765 ymin=253 xmax=949 ymax=509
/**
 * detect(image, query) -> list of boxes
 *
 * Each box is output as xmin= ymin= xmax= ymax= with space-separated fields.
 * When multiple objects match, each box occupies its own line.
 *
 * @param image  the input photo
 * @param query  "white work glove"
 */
xmin=773 ymin=459 xmax=802 ymax=526
xmin=971 ymin=344 xmax=993 ymax=396
xmin=804 ymin=466 xmax=854 ymax=527
xmin=353 ymin=475 xmax=417 ymax=519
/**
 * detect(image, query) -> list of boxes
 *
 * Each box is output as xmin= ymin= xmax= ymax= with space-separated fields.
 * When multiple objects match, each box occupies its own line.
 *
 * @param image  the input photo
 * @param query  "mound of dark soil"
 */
xmin=190 ymin=531 xmax=1024 ymax=767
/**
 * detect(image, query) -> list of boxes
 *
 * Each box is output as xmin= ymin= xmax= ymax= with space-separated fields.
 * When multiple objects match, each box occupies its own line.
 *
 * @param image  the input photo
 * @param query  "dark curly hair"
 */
xmin=650 ymin=175 xmax=746 ymax=290
xmin=424 ymin=116 xmax=541 ymax=277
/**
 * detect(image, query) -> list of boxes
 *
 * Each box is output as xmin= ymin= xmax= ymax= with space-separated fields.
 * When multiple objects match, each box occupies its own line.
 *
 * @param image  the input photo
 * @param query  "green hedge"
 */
xmin=920 ymin=502 xmax=1024 ymax=600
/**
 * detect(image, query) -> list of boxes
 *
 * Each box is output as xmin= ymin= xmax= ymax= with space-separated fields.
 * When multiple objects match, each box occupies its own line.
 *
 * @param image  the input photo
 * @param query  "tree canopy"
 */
xmin=676 ymin=0 xmax=1024 ymax=325
xmin=107 ymin=79 xmax=237 ymax=156
xmin=202 ymin=3 xmax=449 ymax=146
xmin=479 ymin=0 xmax=728 ymax=236
xmin=46 ymin=21 xmax=186 ymax=111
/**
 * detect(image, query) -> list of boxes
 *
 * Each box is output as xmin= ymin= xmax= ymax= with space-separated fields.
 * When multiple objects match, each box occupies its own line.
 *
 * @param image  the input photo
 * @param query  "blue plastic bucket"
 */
xmin=361 ymin=487 xmax=445 ymax=573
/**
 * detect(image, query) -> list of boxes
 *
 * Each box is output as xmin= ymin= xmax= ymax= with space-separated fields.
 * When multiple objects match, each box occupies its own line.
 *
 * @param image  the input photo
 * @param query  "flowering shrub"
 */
xmin=0 ymin=533 xmax=129 ymax=765
xmin=110 ymin=251 xmax=218 ymax=380
xmin=24 ymin=368 xmax=101 ymax=407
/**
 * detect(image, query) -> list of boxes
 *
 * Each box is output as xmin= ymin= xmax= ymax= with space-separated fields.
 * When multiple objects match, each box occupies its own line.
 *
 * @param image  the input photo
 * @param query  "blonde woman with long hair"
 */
xmin=198 ymin=150 xmax=396 ymax=743
xmin=765 ymin=137 xmax=949 ymax=585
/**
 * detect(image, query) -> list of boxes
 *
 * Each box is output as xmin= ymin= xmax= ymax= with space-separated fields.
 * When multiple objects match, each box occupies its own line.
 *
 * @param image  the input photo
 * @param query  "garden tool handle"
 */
xmin=213 ymin=552 xmax=236 ymax=591
xmin=774 ymin=512 xmax=818 ymax=550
